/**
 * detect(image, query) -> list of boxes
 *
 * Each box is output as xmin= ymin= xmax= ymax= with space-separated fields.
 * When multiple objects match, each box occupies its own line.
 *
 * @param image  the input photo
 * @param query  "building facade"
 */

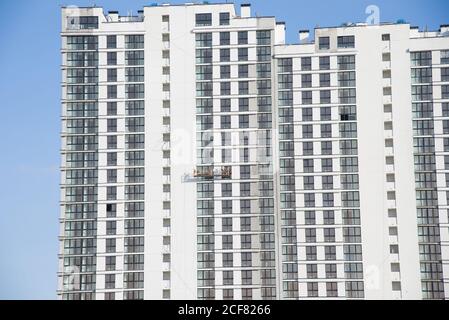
xmin=58 ymin=2 xmax=449 ymax=300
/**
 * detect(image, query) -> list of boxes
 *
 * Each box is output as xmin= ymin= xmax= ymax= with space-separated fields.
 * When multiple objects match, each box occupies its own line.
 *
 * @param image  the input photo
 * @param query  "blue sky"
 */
xmin=0 ymin=0 xmax=447 ymax=300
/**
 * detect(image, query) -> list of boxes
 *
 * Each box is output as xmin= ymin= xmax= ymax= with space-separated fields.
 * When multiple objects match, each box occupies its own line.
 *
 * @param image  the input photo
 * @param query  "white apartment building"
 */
xmin=58 ymin=2 xmax=449 ymax=300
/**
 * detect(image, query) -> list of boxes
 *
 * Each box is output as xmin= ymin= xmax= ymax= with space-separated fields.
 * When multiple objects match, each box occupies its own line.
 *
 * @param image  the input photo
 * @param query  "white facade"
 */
xmin=58 ymin=3 xmax=449 ymax=300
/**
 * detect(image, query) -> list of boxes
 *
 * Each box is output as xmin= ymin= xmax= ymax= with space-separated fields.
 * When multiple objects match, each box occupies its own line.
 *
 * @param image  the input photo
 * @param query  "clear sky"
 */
xmin=0 ymin=0 xmax=447 ymax=300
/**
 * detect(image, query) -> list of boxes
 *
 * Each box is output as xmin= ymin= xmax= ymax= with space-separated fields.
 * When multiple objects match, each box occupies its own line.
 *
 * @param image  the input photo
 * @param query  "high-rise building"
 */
xmin=58 ymin=2 xmax=449 ymax=300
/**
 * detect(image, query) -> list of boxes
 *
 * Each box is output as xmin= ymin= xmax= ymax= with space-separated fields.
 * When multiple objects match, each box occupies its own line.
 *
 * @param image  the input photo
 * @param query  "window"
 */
xmin=340 ymin=123 xmax=357 ymax=139
xmin=126 ymin=134 xmax=145 ymax=150
xmin=301 ymin=57 xmax=312 ymax=71
xmin=125 ymin=35 xmax=144 ymax=49
xmin=319 ymin=107 xmax=331 ymax=121
xmin=107 ymin=52 xmax=117 ymax=65
xmin=442 ymin=85 xmax=449 ymax=99
xmin=105 ymin=274 xmax=116 ymax=289
xmin=196 ymin=13 xmax=212 ymax=27
xmin=256 ymin=30 xmax=271 ymax=45
xmin=302 ymin=125 xmax=313 ymax=139
xmin=320 ymin=73 xmax=331 ymax=87
xmin=126 ymin=118 xmax=145 ymax=132
xmin=126 ymin=67 xmax=144 ymax=82
xmin=221 ymin=115 xmax=231 ymax=129
xmin=303 ymin=141 xmax=313 ymax=156
xmin=320 ymin=90 xmax=331 ymax=103
xmin=307 ymin=282 xmax=319 ymax=297
xmin=107 ymin=85 xmax=117 ymax=99
xmin=322 ymin=176 xmax=334 ymax=190
xmin=107 ymin=136 xmax=117 ymax=149
xmin=320 ymin=56 xmax=330 ymax=70
xmin=220 ymin=32 xmax=230 ymax=45
xmin=321 ymin=159 xmax=333 ymax=172
xmin=411 ymin=68 xmax=432 ymax=84
xmin=301 ymin=74 xmax=312 ymax=88
xmin=197 ymin=82 xmax=213 ymax=97
xmin=257 ymin=79 xmax=271 ymax=95
xmin=443 ymin=103 xmax=449 ymax=117
xmin=339 ymin=88 xmax=356 ymax=104
xmin=340 ymin=140 xmax=358 ymax=156
xmin=412 ymin=85 xmax=433 ymax=101
xmin=346 ymin=281 xmax=364 ymax=298
xmin=220 ymin=82 xmax=231 ymax=95
xmin=411 ymin=51 xmax=432 ymax=67
xmin=442 ymin=68 xmax=449 ymax=82
xmin=107 ymin=68 xmax=117 ymax=82
xmin=340 ymin=105 xmax=357 ymax=121
xmin=220 ymin=48 xmax=230 ymax=62
xmin=220 ymin=65 xmax=230 ymax=79
xmin=278 ymin=74 xmax=292 ymax=90
xmin=238 ymin=64 xmax=249 ymax=78
xmin=341 ymin=157 xmax=358 ymax=173
xmin=221 ymin=99 xmax=231 ymax=112
xmin=126 ymin=51 xmax=144 ymax=66
xmin=323 ymin=193 xmax=334 ymax=207
xmin=107 ymin=119 xmax=117 ymax=133
xmin=238 ymin=47 xmax=248 ymax=61
xmin=126 ymin=84 xmax=144 ymax=99
xmin=239 ymin=115 xmax=249 ymax=129
xmin=304 ymin=193 xmax=315 ymax=208
xmin=66 ymin=36 xmax=98 ymax=50
xmin=441 ymin=50 xmax=449 ymax=64
xmin=339 ymin=71 xmax=356 ymax=87
xmin=66 ymin=69 xmax=98 ymax=84
xmin=382 ymin=34 xmax=391 ymax=41
xmin=67 ymin=16 xmax=98 ymax=30
xmin=242 ymin=288 xmax=253 ymax=300
xmin=278 ymin=58 xmax=292 ymax=73
xmin=319 ymin=36 xmax=330 ymax=50
xmin=106 ymin=220 xmax=116 ymax=235
xmin=338 ymin=36 xmax=355 ymax=48
xmin=258 ymin=113 xmax=272 ymax=129
xmin=338 ymin=55 xmax=355 ymax=70
xmin=107 ymin=152 xmax=117 ymax=166
xmin=107 ymin=35 xmax=117 ymax=49
xmin=302 ymin=108 xmax=313 ymax=121
xmin=196 ymin=33 xmax=212 ymax=47
xmin=238 ymin=31 xmax=248 ymax=45
xmin=126 ymin=101 xmax=144 ymax=116
xmin=239 ymin=81 xmax=249 ymax=95
xmin=324 ymin=211 xmax=335 ymax=225
xmin=257 ymin=46 xmax=271 ymax=61
xmin=304 ymin=211 xmax=315 ymax=225
xmin=219 ymin=12 xmax=230 ymax=26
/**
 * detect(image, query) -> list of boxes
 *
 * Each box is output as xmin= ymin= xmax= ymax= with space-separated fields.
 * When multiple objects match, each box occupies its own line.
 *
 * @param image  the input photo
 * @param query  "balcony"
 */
xmin=163 ymin=175 xmax=171 ymax=184
xmin=384 ymin=112 xmax=393 ymax=122
xmin=163 ymin=244 xmax=171 ymax=254
xmin=385 ymin=147 xmax=394 ymax=157
xmin=163 ymin=262 xmax=170 ymax=271
xmin=384 ymin=130 xmax=394 ymax=139
xmin=163 ymin=209 xmax=171 ymax=218
xmin=382 ymin=61 xmax=391 ymax=70
xmin=386 ymin=181 xmax=396 ymax=191
xmin=163 ymin=125 xmax=171 ymax=134
xmin=387 ymin=199 xmax=396 ymax=209
xmin=383 ymin=95 xmax=392 ymax=105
